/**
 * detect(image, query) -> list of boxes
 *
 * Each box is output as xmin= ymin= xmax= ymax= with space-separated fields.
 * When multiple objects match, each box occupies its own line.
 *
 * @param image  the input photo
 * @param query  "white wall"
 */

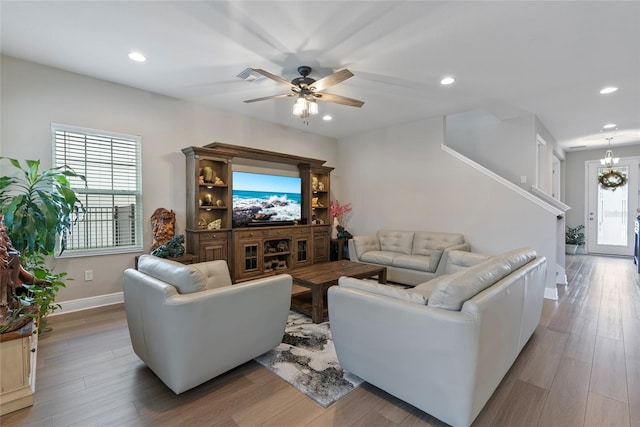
xmin=564 ymin=143 xmax=640 ymax=228
xmin=337 ymin=117 xmax=559 ymax=293
xmin=445 ymin=111 xmax=564 ymax=196
xmin=535 ymin=116 xmax=566 ymax=198
xmin=0 ymin=55 xmax=338 ymax=303
xmin=445 ymin=110 xmax=536 ymax=188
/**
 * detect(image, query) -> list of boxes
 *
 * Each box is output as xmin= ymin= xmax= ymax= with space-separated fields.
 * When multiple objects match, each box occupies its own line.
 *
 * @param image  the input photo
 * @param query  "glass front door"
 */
xmin=587 ymin=159 xmax=639 ymax=255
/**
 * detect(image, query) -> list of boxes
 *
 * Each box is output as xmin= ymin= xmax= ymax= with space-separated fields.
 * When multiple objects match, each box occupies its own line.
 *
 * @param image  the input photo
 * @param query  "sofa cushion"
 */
xmin=412 ymin=232 xmax=465 ymax=271
xmin=501 ymin=248 xmax=536 ymax=271
xmin=427 ymin=259 xmax=512 ymax=311
xmin=391 ymin=254 xmax=434 ymax=272
xmin=377 ymin=230 xmax=414 ymax=255
xmin=360 ymin=251 xmax=398 ymax=265
xmin=137 ymin=255 xmax=208 ymax=294
xmin=445 ymin=250 xmax=494 ymax=274
xmin=352 ymin=235 xmax=381 ymax=259
xmin=411 ymin=232 xmax=464 ymax=256
xmin=338 ymin=277 xmax=427 ymax=305
xmin=190 ymin=260 xmax=233 ymax=290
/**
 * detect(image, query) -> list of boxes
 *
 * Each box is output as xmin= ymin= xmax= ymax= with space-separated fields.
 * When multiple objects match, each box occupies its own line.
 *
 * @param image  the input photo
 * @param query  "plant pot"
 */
xmin=565 ymin=244 xmax=578 ymax=255
xmin=0 ymin=320 xmax=37 ymax=415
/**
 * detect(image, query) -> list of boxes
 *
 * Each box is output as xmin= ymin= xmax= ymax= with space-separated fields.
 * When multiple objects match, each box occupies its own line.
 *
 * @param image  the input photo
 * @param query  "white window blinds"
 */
xmin=52 ymin=123 xmax=143 ymax=256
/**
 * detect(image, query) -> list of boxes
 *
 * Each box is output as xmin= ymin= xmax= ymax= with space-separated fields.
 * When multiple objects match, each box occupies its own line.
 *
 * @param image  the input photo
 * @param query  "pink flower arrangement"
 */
xmin=330 ymin=200 xmax=352 ymax=222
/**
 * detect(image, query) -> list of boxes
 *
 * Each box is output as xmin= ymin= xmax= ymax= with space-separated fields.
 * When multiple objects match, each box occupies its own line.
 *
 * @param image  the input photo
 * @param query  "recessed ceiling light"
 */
xmin=440 ymin=76 xmax=455 ymax=85
xmin=322 ymin=115 xmax=332 ymax=121
xmin=603 ymin=123 xmax=617 ymax=129
xmin=128 ymin=51 xmax=146 ymax=62
xmin=599 ymin=86 xmax=618 ymax=94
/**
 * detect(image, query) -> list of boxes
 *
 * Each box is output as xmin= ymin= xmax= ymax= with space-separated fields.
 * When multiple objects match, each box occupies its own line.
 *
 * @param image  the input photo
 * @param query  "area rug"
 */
xmin=254 ymin=311 xmax=363 ymax=408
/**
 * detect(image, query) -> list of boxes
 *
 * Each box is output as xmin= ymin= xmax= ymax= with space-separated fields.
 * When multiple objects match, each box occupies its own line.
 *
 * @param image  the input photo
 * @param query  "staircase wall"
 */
xmin=337 ymin=116 xmax=559 ymax=296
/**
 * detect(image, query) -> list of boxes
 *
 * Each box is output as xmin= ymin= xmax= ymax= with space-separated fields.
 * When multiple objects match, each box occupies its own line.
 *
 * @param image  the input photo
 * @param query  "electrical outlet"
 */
xmin=520 ymin=176 xmax=527 ymax=184
xmin=84 ymin=270 xmax=93 ymax=281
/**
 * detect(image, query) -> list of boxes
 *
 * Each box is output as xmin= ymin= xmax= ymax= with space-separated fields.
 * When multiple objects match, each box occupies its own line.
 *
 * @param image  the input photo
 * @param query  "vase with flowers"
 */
xmin=329 ymin=200 xmax=352 ymax=240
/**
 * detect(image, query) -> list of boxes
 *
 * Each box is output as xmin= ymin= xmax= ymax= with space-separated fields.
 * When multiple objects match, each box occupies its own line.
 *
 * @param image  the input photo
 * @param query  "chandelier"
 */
xmin=292 ymin=94 xmax=318 ymax=124
xmin=598 ymin=136 xmax=627 ymax=191
xmin=600 ymin=136 xmax=619 ymax=167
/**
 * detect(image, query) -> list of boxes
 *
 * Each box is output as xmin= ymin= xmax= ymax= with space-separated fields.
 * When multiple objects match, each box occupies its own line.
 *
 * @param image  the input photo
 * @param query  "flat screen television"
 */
xmin=232 ymin=171 xmax=302 ymax=227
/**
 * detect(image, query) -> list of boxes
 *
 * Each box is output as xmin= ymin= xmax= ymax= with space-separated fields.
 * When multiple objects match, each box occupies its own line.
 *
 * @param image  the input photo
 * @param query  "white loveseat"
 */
xmin=348 ymin=230 xmax=470 ymax=285
xmin=123 ymin=255 xmax=292 ymax=394
xmin=328 ymin=248 xmax=546 ymax=427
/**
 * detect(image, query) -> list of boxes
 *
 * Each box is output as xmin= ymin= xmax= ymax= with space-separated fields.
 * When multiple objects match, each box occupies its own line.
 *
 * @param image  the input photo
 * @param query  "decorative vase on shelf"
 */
xmin=331 ymin=217 xmax=339 ymax=239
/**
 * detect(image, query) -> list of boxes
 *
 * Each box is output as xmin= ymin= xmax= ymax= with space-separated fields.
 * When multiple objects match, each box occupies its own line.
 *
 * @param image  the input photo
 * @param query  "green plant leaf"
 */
xmin=5 ymin=157 xmax=21 ymax=169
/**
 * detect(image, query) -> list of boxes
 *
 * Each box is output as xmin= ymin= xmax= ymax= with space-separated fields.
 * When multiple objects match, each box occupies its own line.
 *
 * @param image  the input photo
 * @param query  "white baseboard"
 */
xmin=555 ymin=264 xmax=568 ymax=286
xmin=51 ymin=292 xmax=124 ymax=316
xmin=544 ymin=287 xmax=559 ymax=301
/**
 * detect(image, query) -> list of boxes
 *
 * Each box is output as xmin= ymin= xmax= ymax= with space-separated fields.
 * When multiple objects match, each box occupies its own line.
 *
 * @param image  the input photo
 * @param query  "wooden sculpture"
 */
xmin=150 ymin=208 xmax=176 ymax=251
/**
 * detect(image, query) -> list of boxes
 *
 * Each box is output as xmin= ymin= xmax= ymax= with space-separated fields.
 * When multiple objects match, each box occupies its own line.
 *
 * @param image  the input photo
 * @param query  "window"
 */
xmin=52 ymin=123 xmax=142 ymax=256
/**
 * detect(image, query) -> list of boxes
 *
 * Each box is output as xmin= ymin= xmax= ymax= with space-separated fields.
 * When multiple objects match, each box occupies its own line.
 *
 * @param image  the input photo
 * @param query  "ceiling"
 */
xmin=1 ymin=1 xmax=639 ymax=151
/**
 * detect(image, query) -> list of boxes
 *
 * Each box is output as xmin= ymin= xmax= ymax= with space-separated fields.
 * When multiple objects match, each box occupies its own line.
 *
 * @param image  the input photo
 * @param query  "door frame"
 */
xmin=584 ymin=156 xmax=640 ymax=256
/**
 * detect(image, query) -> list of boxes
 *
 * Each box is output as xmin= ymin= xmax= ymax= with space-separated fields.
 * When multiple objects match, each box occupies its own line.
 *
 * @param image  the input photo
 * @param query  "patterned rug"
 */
xmin=254 ymin=311 xmax=363 ymax=408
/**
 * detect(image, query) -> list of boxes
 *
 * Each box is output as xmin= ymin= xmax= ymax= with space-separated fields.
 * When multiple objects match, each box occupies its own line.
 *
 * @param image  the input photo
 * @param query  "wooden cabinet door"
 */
xmin=291 ymin=237 xmax=311 ymax=269
xmin=196 ymin=232 xmax=228 ymax=262
xmin=199 ymin=240 xmax=227 ymax=262
xmin=312 ymin=226 xmax=330 ymax=263
xmin=234 ymin=239 xmax=263 ymax=281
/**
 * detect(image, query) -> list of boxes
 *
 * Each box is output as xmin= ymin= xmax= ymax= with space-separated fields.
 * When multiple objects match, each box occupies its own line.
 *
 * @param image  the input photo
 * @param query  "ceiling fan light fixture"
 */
xmin=308 ymin=99 xmax=319 ymax=115
xmin=244 ymin=65 xmax=363 ymax=124
xmin=293 ymin=97 xmax=306 ymax=116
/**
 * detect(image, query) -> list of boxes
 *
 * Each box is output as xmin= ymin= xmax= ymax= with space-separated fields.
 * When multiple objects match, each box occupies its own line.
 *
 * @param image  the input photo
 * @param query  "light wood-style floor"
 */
xmin=1 ymin=255 xmax=638 ymax=427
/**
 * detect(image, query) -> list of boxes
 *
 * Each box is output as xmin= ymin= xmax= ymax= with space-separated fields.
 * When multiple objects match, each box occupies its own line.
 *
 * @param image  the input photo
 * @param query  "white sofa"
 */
xmin=123 ymin=255 xmax=292 ymax=394
xmin=348 ymin=230 xmax=470 ymax=285
xmin=328 ymin=248 xmax=546 ymax=427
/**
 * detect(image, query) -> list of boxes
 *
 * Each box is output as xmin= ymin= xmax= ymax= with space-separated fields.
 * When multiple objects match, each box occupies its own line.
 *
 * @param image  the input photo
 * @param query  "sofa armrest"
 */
xmin=434 ymin=243 xmax=471 ymax=276
xmin=347 ymin=238 xmax=359 ymax=262
xmin=349 ymin=235 xmax=381 ymax=262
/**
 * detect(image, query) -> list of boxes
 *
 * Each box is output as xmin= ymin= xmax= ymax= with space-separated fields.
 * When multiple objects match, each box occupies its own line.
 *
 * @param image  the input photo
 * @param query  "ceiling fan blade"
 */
xmin=314 ymin=92 xmax=364 ymax=107
xmin=310 ymin=69 xmax=354 ymax=92
xmin=244 ymin=93 xmax=293 ymax=103
xmin=252 ymin=69 xmax=296 ymax=89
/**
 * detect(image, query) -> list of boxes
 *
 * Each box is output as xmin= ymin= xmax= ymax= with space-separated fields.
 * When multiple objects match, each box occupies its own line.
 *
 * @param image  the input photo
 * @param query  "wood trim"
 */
xmin=202 ymin=142 xmax=328 ymax=166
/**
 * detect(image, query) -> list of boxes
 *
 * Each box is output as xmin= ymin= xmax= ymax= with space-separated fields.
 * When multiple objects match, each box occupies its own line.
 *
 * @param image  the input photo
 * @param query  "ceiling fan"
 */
xmin=242 ymin=65 xmax=364 ymax=121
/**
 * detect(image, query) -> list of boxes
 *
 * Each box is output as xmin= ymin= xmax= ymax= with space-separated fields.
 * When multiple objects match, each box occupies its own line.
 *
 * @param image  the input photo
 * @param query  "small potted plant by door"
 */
xmin=565 ymin=224 xmax=585 ymax=255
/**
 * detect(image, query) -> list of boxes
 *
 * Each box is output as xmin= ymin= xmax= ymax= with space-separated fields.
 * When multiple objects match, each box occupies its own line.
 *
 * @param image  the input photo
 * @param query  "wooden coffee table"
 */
xmin=289 ymin=260 xmax=387 ymax=323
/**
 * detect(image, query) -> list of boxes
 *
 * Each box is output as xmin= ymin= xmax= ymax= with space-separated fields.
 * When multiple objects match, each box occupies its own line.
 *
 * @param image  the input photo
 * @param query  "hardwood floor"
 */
xmin=1 ymin=255 xmax=638 ymax=426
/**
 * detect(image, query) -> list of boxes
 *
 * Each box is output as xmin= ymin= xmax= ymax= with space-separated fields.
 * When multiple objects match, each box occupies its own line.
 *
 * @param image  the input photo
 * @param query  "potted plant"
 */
xmin=565 ymin=224 xmax=585 ymax=255
xmin=329 ymin=200 xmax=352 ymax=240
xmin=0 ymin=157 xmax=85 ymax=333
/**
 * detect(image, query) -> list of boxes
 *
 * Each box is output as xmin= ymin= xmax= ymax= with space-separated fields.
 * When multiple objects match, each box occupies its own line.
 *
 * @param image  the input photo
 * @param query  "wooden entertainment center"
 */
xmin=182 ymin=143 xmax=333 ymax=282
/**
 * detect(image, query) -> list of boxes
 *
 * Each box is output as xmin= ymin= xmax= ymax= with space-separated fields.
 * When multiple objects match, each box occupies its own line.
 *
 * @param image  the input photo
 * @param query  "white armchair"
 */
xmin=123 ymin=255 xmax=292 ymax=394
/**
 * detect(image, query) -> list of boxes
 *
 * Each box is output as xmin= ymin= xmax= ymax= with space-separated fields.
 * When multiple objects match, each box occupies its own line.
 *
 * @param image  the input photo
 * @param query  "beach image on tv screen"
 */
xmin=232 ymin=171 xmax=302 ymax=224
